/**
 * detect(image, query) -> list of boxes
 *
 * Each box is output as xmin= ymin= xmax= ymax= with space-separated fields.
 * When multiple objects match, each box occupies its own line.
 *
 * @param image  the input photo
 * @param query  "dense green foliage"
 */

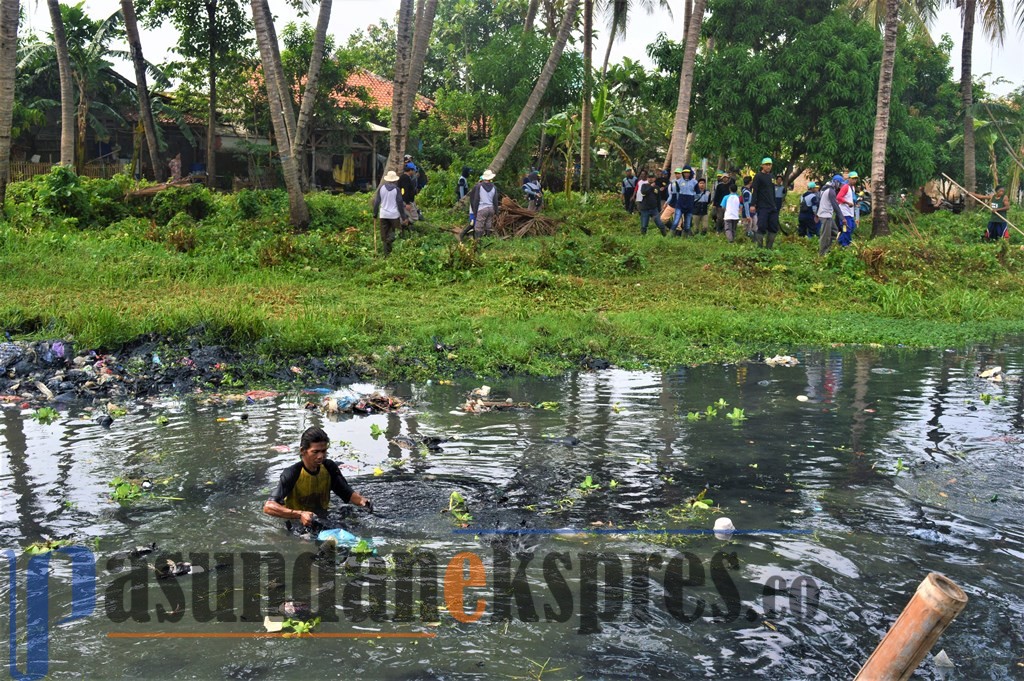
xmin=3 ymin=174 xmax=1024 ymax=377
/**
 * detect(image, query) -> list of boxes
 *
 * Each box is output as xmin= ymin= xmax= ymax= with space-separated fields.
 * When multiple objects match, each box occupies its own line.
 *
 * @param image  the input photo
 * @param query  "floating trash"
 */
xmin=765 ymin=355 xmax=799 ymax=367
xmin=870 ymin=368 xmax=898 ymax=374
xmin=714 ymin=517 xmax=736 ymax=540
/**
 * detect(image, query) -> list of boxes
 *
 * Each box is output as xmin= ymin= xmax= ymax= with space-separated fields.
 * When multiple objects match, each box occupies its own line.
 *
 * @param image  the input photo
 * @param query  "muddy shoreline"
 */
xmin=0 ymin=330 xmax=612 ymax=408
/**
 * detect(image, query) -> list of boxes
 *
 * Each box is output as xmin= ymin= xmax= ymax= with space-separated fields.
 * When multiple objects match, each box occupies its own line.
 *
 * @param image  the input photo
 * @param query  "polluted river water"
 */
xmin=1 ymin=342 xmax=1023 ymax=679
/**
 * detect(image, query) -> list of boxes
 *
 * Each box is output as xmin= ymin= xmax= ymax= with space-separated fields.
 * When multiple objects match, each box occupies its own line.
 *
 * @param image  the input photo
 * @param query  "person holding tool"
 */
xmin=264 ymin=426 xmax=373 ymax=530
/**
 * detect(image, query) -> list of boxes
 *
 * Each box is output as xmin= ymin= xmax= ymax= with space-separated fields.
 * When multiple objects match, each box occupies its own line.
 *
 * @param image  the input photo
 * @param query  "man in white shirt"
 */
xmin=372 ymin=170 xmax=409 ymax=256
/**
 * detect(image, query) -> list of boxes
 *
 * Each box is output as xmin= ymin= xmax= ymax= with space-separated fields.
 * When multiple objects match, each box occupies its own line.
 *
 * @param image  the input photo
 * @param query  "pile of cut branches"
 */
xmin=126 ymin=177 xmax=192 ymax=198
xmin=494 ymin=197 xmax=560 ymax=238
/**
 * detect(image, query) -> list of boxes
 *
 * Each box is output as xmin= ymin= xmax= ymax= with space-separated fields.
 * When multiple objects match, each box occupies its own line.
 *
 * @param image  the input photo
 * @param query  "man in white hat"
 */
xmin=469 ymin=170 xmax=500 ymax=239
xmin=372 ymin=170 xmax=409 ymax=255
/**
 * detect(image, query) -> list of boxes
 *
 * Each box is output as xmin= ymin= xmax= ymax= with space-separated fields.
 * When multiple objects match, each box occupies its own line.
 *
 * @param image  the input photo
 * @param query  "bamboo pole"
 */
xmin=941 ymin=172 xmax=1023 ymax=238
xmin=854 ymin=573 xmax=967 ymax=681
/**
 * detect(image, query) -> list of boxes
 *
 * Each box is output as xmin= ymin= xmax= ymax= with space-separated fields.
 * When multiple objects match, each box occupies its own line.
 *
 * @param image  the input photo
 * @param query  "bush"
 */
xmin=148 ymin=184 xmax=218 ymax=224
xmin=39 ymin=166 xmax=90 ymax=221
xmin=306 ymin=192 xmax=371 ymax=231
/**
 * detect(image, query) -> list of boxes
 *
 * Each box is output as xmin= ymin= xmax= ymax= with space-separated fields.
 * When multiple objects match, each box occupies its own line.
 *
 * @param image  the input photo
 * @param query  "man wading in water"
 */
xmin=264 ymin=426 xmax=373 ymax=530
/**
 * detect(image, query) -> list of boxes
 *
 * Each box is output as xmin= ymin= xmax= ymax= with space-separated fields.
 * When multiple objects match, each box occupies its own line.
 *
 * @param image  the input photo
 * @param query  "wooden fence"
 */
xmin=8 ymin=160 xmax=130 ymax=181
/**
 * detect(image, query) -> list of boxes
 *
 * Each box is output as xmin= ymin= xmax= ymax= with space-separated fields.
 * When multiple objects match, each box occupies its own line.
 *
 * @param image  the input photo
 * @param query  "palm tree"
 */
xmin=599 ymin=0 xmax=673 ymax=78
xmin=667 ymin=0 xmax=705 ymax=172
xmin=47 ymin=0 xmax=75 ymax=167
xmin=581 ymin=0 xmax=593 ymax=191
xmin=293 ymin=0 xmax=333 ymax=190
xmin=952 ymin=0 xmax=1007 ymax=194
xmin=387 ymin=0 xmax=414 ymax=173
xmin=852 ymin=0 xmax=937 ymax=236
xmin=121 ymin=0 xmax=164 ymax=181
xmin=868 ymin=0 xmax=900 ymax=236
xmin=398 ymin=0 xmax=439 ymax=169
xmin=250 ymin=0 xmax=309 ymax=229
xmin=489 ymin=0 xmax=581 ymax=176
xmin=0 ymin=0 xmax=21 ymax=205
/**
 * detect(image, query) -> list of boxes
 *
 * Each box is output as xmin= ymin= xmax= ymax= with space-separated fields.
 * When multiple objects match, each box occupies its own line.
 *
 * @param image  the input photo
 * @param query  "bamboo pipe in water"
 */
xmin=854 ymin=572 xmax=967 ymax=681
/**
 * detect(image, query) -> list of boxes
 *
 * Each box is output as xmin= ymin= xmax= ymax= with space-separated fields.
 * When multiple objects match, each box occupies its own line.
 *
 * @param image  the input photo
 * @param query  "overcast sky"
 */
xmin=21 ymin=0 xmax=1022 ymax=97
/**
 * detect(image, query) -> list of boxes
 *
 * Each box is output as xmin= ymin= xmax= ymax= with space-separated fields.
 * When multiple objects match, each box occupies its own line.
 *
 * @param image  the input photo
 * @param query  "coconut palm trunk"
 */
xmin=204 ymin=0 xmax=218 ymax=187
xmin=869 ymin=0 xmax=899 ymax=237
xmin=121 ymin=0 xmax=163 ymax=181
xmin=0 ymin=0 xmax=19 ymax=204
xmin=48 ymin=0 xmax=75 ymax=168
xmin=489 ymin=0 xmax=580 ymax=176
xmin=250 ymin=0 xmax=309 ymax=229
xmin=293 ymin=0 xmax=333 ymax=191
xmin=580 ymin=0 xmax=593 ymax=192
xmin=397 ymin=0 xmax=438 ymax=167
xmin=961 ymin=0 xmax=977 ymax=194
xmin=524 ymin=0 xmax=540 ymax=32
xmin=386 ymin=0 xmax=415 ymax=173
xmin=668 ymin=0 xmax=705 ymax=172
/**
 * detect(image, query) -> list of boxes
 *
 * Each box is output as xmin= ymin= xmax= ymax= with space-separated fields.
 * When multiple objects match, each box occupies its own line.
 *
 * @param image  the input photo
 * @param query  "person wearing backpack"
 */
xmin=522 ymin=172 xmax=543 ymax=211
xmin=798 ymin=182 xmax=820 ymax=237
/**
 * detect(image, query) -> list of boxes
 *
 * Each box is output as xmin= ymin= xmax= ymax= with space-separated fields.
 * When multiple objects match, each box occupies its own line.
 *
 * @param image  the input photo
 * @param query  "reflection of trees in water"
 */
xmin=1 ymin=412 xmax=46 ymax=539
xmin=924 ymin=350 xmax=955 ymax=460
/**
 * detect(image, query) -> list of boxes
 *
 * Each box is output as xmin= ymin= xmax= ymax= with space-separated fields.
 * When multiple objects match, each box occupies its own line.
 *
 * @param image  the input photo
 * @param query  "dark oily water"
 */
xmin=2 ymin=342 xmax=1024 ymax=680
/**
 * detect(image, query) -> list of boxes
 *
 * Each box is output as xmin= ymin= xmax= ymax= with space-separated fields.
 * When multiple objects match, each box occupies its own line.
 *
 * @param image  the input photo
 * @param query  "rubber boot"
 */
xmin=765 ymin=232 xmax=777 ymax=249
xmin=755 ymin=232 xmax=765 ymax=248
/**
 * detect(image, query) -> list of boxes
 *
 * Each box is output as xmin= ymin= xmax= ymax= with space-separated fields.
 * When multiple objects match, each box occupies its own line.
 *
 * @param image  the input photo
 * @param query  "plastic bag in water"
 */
xmin=317 ymin=528 xmax=378 ymax=555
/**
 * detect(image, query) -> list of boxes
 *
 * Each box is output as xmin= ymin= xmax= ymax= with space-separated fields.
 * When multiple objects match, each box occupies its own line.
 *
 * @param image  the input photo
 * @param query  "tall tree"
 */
xmin=869 ymin=0 xmax=900 ymax=236
xmin=600 ymin=0 xmax=673 ymax=78
xmin=580 ymin=0 xmax=593 ymax=191
xmin=121 ymin=0 xmax=163 ymax=181
xmin=401 ymin=0 xmax=439 ymax=161
xmin=0 ymin=0 xmax=20 ymax=205
xmin=47 ymin=0 xmax=75 ymax=167
xmin=524 ymin=0 xmax=540 ymax=32
xmin=292 ymin=0 xmax=333 ymax=178
xmin=953 ymin=0 xmax=1005 ymax=193
xmin=387 ymin=0 xmax=414 ymax=172
xmin=250 ymin=0 xmax=309 ymax=229
xmin=489 ymin=0 xmax=580 ymax=175
xmin=145 ymin=0 xmax=248 ymax=189
xmin=667 ymin=0 xmax=705 ymax=172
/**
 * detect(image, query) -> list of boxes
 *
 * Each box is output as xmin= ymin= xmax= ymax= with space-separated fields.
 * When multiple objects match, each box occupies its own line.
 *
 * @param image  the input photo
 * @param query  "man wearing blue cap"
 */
xmin=750 ymin=157 xmax=779 ymax=248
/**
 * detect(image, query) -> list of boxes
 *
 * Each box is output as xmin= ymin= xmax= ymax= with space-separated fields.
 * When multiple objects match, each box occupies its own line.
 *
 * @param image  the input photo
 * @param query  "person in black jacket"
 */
xmin=636 ymin=170 xmax=667 ymax=236
xmin=712 ymin=171 xmax=731 ymax=233
xmin=749 ymin=158 xmax=779 ymax=249
xmin=398 ymin=163 xmax=419 ymax=232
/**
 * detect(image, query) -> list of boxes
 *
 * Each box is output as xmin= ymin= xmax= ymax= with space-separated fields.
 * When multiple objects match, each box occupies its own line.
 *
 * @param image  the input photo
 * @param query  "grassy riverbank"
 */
xmin=3 ymin=173 xmax=1024 ymax=378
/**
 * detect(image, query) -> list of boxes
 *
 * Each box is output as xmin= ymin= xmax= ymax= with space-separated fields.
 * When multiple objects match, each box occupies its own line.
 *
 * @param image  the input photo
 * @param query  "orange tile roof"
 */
xmin=338 ymin=69 xmax=434 ymax=113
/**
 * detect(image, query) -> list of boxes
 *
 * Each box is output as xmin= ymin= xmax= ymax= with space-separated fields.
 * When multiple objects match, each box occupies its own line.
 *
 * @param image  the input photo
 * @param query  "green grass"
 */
xmin=3 ymin=175 xmax=1024 ymax=379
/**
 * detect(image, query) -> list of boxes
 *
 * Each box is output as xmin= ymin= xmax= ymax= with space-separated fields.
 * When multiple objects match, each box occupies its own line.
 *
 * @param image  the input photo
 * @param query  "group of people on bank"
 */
xmin=372 ymin=155 xmax=1013 ymax=257
xmin=621 ymin=158 xmax=868 ymax=253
